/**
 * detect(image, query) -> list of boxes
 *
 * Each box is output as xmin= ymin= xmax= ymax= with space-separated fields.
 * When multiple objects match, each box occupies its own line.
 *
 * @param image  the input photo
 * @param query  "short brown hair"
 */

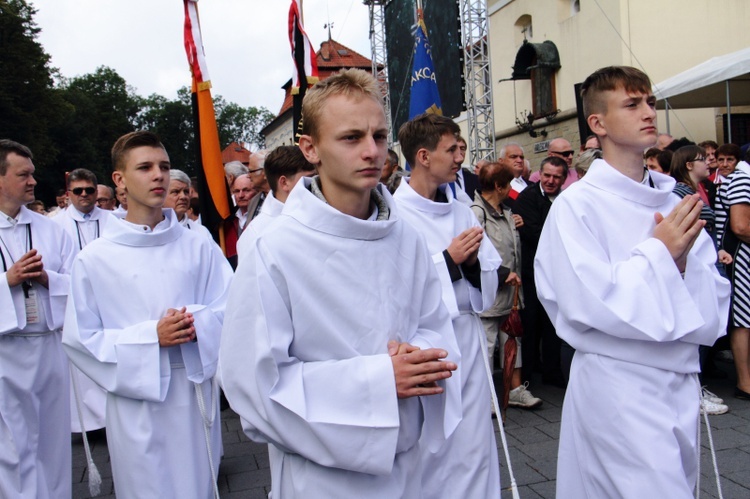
xmin=580 ymin=66 xmax=652 ymax=118
xmin=301 ymin=69 xmax=383 ymax=140
xmin=111 ymin=131 xmax=165 ymax=172
xmin=478 ymin=162 xmax=514 ymax=192
xmin=699 ymin=140 xmax=719 ymax=151
xmin=398 ymin=113 xmax=461 ymax=167
xmin=0 ymin=139 xmax=33 ymax=176
xmin=716 ymin=143 xmax=741 ymax=162
xmin=643 ymin=147 xmax=661 ymax=160
xmin=264 ymin=145 xmax=315 ymax=193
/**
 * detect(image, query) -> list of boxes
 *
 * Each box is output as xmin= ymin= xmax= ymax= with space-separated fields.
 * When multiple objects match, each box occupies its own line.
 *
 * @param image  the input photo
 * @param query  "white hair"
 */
xmin=499 ymin=142 xmax=524 ymax=159
xmin=169 ymin=169 xmax=191 ymax=186
xmin=224 ymin=161 xmax=248 ymax=178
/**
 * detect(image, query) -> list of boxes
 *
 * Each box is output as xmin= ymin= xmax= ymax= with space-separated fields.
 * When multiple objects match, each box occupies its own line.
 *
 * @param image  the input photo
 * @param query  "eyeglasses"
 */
xmin=552 ymin=150 xmax=575 ymax=158
xmin=71 ymin=187 xmax=96 ymax=196
xmin=689 ymin=157 xmax=706 ymax=163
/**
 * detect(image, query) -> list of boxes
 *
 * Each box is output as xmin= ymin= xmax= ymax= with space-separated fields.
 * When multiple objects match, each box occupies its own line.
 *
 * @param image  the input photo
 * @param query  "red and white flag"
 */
xmin=288 ymin=0 xmax=318 ymax=95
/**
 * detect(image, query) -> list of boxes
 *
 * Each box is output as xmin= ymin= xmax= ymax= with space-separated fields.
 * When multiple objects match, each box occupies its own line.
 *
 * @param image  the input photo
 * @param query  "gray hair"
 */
xmin=249 ymin=150 xmax=268 ymax=170
xmin=573 ymin=148 xmax=602 ymax=177
xmin=169 ymin=169 xmax=191 ymax=186
xmin=499 ymin=142 xmax=524 ymax=159
xmin=224 ymin=161 xmax=248 ymax=178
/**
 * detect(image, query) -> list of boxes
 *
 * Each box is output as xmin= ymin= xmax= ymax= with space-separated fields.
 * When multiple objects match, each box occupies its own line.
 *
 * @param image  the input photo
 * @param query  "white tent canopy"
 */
xmin=652 ymin=46 xmax=750 ymax=110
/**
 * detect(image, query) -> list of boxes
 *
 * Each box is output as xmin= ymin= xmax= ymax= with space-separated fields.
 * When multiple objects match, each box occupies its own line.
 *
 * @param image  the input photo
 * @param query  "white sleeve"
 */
xmin=220 ymin=238 xmax=461 ymax=475
xmin=180 ymin=242 xmax=233 ymax=383
xmin=63 ymin=256 xmax=169 ymax=402
xmin=535 ymin=198 xmax=730 ymax=345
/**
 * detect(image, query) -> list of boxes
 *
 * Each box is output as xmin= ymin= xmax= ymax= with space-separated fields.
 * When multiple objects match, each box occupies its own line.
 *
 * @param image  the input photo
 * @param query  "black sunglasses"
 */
xmin=553 ymin=150 xmax=575 ymax=158
xmin=71 ymin=187 xmax=96 ymax=196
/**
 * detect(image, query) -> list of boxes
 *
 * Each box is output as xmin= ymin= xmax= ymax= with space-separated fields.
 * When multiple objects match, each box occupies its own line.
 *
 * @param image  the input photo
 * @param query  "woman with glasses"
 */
xmin=671 ymin=145 xmax=733 ymax=414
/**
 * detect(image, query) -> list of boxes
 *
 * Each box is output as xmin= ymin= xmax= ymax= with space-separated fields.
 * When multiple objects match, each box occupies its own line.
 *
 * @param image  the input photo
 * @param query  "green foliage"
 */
xmin=0 ymin=0 xmax=66 ymax=199
xmin=133 ymin=89 xmax=195 ymax=174
xmin=0 ymin=0 xmax=276 ymax=204
xmin=52 ymin=66 xmax=139 ymax=185
xmin=216 ymin=99 xmax=276 ymax=153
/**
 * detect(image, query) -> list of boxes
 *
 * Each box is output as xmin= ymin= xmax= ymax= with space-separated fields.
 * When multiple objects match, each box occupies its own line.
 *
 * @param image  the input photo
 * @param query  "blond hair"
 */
xmin=301 ymin=69 xmax=383 ymax=139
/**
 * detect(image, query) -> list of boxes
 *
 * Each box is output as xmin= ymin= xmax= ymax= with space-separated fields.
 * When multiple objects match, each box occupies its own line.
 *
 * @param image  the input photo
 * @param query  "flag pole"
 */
xmin=289 ymin=0 xmax=319 ymax=144
xmin=183 ymin=0 xmax=231 ymax=249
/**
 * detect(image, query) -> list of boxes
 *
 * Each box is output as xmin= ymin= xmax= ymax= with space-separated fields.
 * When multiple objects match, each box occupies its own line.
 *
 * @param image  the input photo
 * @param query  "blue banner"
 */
xmin=408 ymin=20 xmax=443 ymax=118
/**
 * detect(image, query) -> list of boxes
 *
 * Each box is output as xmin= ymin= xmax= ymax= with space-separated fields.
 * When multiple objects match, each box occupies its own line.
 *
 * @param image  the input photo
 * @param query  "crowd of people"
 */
xmin=0 ymin=65 xmax=742 ymax=498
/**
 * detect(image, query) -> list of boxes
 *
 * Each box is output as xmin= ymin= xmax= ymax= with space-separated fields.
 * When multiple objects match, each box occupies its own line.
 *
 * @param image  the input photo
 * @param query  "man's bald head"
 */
xmin=548 ymin=138 xmax=574 ymax=167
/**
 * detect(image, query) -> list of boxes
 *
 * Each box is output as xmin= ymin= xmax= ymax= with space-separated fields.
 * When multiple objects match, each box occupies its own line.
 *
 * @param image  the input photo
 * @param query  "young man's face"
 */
xmin=425 ymin=133 xmax=460 ymax=185
xmin=300 ymin=94 xmax=388 ymax=200
xmin=0 ymin=152 xmax=36 ymax=211
xmin=540 ymin=164 xmax=565 ymax=195
xmin=593 ymin=86 xmax=657 ymax=153
xmin=717 ymin=154 xmax=738 ymax=178
xmin=112 ymin=146 xmax=170 ymax=212
xmin=164 ymin=179 xmax=190 ymax=219
xmin=502 ymin=145 xmax=525 ymax=178
xmin=68 ymin=179 xmax=97 ymax=214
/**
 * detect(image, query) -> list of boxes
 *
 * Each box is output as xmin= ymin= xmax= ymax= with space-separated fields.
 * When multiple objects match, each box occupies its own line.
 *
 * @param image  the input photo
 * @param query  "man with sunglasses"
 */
xmin=55 ymin=168 xmax=114 ymax=436
xmin=55 ymin=169 xmax=115 ymax=258
xmin=529 ymin=138 xmax=580 ymax=190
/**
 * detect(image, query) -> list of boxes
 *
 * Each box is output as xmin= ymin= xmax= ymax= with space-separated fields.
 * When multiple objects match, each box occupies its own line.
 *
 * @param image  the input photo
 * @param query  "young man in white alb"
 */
xmin=63 ymin=131 xmax=232 ymax=497
xmin=393 ymin=113 xmax=502 ymax=499
xmin=220 ymin=69 xmax=461 ymax=498
xmin=534 ymin=66 xmax=730 ymax=498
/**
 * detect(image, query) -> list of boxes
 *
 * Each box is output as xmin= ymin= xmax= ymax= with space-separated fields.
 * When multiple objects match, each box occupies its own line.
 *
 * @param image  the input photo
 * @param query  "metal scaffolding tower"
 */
xmin=460 ymin=0 xmax=495 ymax=164
xmin=365 ymin=0 xmax=394 ymax=146
xmin=365 ymin=0 xmax=495 ymax=160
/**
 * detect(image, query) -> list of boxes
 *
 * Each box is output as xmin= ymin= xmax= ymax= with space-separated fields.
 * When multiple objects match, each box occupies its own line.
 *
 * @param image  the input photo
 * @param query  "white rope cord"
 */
xmin=478 ymin=325 xmax=521 ymax=498
xmin=696 ymin=378 xmax=723 ymax=499
xmin=194 ymin=378 xmax=220 ymax=499
xmin=69 ymin=364 xmax=102 ymax=496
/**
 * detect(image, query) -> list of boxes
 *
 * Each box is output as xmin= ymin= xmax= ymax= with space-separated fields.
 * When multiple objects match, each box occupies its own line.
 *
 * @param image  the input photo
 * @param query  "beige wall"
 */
xmin=486 ymin=0 xmax=750 ymax=150
xmin=264 ymin=119 xmax=295 ymax=151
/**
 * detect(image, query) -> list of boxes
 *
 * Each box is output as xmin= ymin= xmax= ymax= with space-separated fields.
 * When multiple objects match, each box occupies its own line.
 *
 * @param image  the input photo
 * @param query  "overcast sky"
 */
xmin=33 ymin=0 xmax=372 ymax=115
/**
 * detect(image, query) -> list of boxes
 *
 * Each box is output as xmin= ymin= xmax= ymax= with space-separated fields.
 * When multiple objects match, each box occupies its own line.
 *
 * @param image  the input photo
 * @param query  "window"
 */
xmin=723 ymin=114 xmax=750 ymax=146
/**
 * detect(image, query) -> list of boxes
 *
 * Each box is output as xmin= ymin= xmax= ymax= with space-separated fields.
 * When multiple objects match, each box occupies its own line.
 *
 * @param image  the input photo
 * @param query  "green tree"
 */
xmin=215 ymin=99 xmax=275 ymax=151
xmin=133 ymin=87 xmax=196 ymax=174
xmin=51 ymin=66 xmax=139 ymax=185
xmin=0 ymin=0 xmax=67 ymax=200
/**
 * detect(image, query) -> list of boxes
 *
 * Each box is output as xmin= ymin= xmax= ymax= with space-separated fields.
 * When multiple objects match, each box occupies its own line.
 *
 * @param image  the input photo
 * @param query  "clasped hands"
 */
xmin=389 ymin=340 xmax=457 ymax=399
xmin=653 ymin=193 xmax=706 ymax=273
xmin=157 ymin=307 xmax=196 ymax=347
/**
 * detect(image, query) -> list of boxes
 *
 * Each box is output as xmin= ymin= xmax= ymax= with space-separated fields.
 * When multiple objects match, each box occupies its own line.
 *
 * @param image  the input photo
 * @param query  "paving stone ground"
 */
xmin=73 ymin=365 xmax=750 ymax=498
